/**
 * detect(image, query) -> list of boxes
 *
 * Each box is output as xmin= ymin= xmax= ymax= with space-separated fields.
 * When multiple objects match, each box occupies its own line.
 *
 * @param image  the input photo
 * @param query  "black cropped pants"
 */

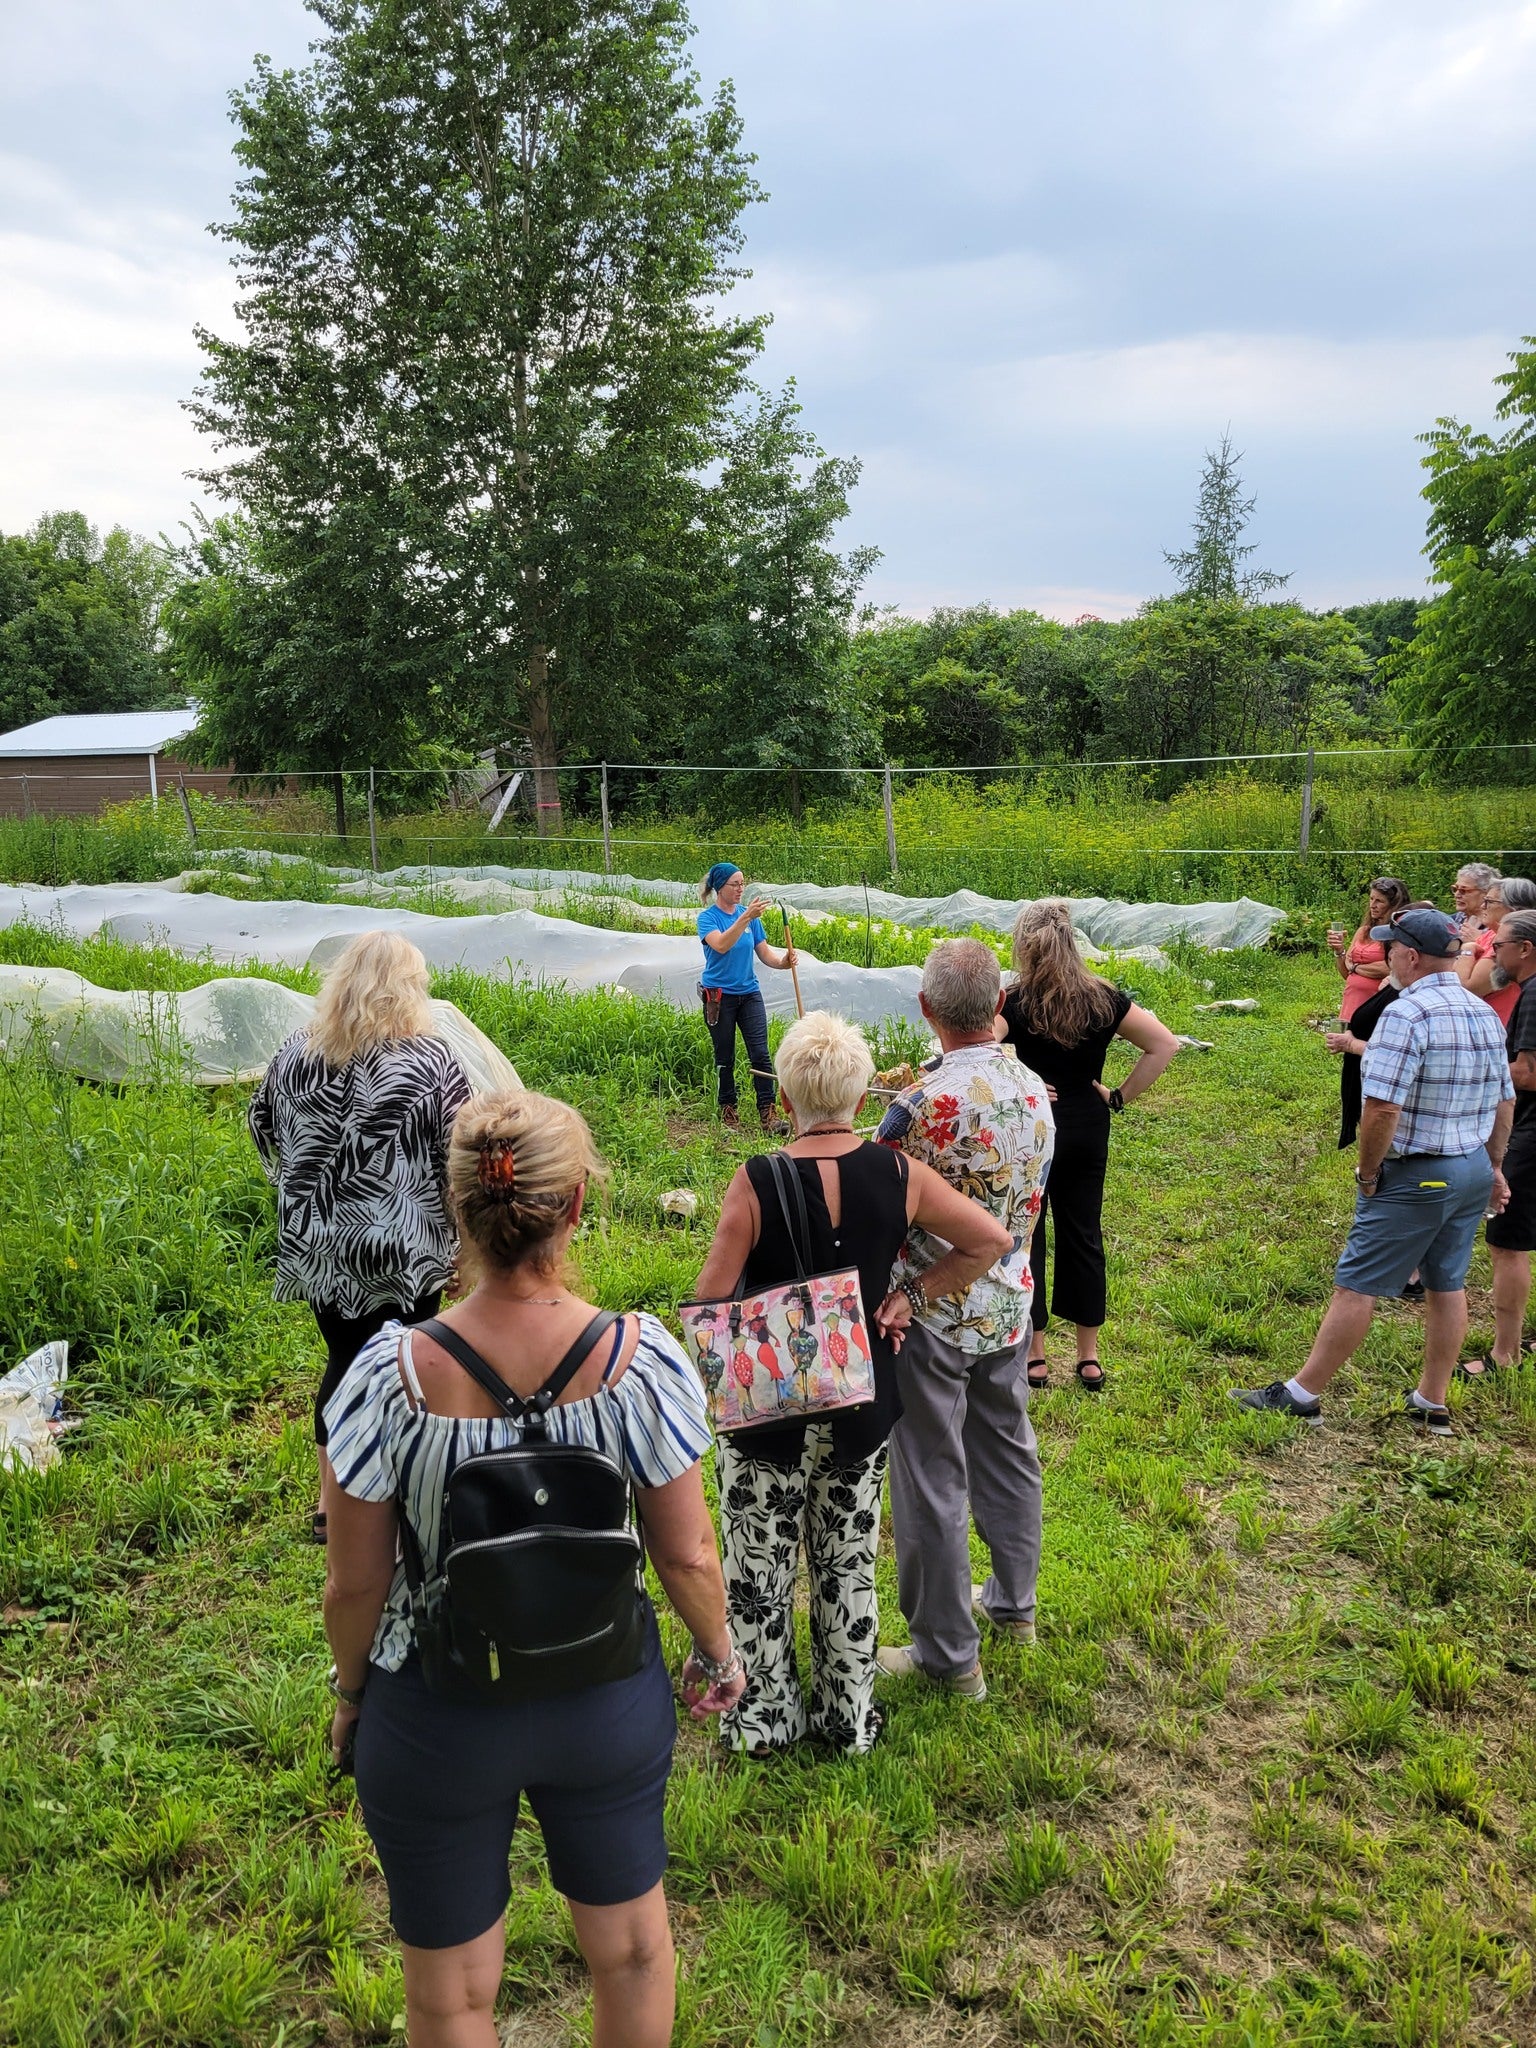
xmin=1029 ymin=1126 xmax=1109 ymax=1332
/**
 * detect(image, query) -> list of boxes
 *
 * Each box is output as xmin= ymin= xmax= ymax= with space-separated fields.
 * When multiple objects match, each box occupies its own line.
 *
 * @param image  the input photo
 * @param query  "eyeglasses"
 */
xmin=1493 ymin=934 xmax=1531 ymax=949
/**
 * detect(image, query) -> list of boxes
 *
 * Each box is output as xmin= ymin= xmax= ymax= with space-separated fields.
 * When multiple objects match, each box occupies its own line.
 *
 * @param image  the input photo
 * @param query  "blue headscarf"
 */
xmin=704 ymin=861 xmax=741 ymax=897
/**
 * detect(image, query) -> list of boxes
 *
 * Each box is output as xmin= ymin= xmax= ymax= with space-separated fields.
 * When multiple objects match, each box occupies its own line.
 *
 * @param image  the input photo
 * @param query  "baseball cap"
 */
xmin=1368 ymin=907 xmax=1460 ymax=956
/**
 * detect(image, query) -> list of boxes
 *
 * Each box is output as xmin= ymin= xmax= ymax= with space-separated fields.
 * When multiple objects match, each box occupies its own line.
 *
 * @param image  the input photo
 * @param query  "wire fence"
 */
xmin=1 ymin=746 xmax=1532 ymax=908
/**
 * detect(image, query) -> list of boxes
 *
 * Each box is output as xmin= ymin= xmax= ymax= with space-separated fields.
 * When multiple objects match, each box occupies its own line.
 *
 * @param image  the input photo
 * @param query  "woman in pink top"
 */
xmin=1327 ymin=877 xmax=1409 ymax=1023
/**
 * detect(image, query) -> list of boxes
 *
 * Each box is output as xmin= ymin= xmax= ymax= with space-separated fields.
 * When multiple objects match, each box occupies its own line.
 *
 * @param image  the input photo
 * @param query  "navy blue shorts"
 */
xmin=1334 ymin=1150 xmax=1493 ymax=1298
xmin=353 ymin=1615 xmax=676 ymax=1949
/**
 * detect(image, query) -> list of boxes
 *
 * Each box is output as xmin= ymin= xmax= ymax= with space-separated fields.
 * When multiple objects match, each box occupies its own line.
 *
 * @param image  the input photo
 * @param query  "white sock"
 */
xmin=1409 ymin=1387 xmax=1440 ymax=1412
xmin=1284 ymin=1377 xmax=1316 ymax=1406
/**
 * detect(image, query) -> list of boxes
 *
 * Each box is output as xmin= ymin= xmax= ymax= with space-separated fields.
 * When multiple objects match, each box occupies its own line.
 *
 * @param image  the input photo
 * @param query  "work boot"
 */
xmin=720 ymin=1104 xmax=742 ymax=1130
xmin=759 ymin=1104 xmax=791 ymax=1137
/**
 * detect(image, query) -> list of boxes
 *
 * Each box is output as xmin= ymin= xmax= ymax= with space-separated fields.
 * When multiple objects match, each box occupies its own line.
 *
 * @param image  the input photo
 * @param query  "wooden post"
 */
xmin=367 ymin=768 xmax=380 ymax=873
xmin=600 ymin=762 xmax=613 ymax=874
xmin=1299 ymin=746 xmax=1315 ymax=855
xmin=487 ymin=770 xmax=523 ymax=835
xmin=782 ymin=909 xmax=805 ymax=1018
xmin=176 ymin=776 xmax=198 ymax=845
xmin=147 ymin=753 xmax=159 ymax=808
xmin=883 ymin=764 xmax=898 ymax=877
xmin=20 ymin=774 xmax=31 ymax=821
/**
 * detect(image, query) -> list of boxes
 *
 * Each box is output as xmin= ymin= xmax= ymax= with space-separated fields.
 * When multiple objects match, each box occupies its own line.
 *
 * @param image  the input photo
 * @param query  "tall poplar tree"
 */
xmin=189 ymin=0 xmax=764 ymax=830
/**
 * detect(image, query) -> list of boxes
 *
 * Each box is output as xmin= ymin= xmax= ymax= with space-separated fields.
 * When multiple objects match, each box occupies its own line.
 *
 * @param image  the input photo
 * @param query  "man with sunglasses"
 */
xmin=1233 ymin=907 xmax=1514 ymax=1437
xmin=1476 ymin=909 xmax=1536 ymax=1372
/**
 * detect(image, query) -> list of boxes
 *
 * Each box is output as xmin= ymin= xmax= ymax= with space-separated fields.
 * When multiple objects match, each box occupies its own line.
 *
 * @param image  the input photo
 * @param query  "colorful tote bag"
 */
xmin=680 ymin=1153 xmax=876 ymax=1434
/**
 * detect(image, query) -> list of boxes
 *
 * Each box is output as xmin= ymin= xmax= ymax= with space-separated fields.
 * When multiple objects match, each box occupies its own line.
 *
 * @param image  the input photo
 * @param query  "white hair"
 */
xmin=1457 ymin=862 xmax=1501 ymax=892
xmin=774 ymin=1011 xmax=874 ymax=1127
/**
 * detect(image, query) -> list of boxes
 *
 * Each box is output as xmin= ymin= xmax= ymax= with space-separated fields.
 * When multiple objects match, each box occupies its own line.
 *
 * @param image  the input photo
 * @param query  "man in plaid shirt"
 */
xmin=1234 ymin=908 xmax=1514 ymax=1437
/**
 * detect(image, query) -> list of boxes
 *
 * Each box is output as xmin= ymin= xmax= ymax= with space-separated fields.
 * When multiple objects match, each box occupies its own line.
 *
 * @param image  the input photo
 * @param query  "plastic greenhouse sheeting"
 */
xmin=200 ymin=853 xmax=1286 ymax=951
xmin=0 ymin=964 xmax=521 ymax=1092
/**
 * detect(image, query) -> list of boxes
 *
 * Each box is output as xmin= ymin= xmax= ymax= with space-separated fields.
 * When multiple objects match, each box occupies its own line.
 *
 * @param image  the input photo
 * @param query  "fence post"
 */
xmin=882 ymin=764 xmax=898 ymax=878
xmin=367 ymin=768 xmax=380 ymax=873
xmin=147 ymin=753 xmax=159 ymax=808
xmin=1299 ymin=746 xmax=1315 ymax=855
xmin=176 ymin=776 xmax=198 ymax=846
xmin=600 ymin=762 xmax=613 ymax=874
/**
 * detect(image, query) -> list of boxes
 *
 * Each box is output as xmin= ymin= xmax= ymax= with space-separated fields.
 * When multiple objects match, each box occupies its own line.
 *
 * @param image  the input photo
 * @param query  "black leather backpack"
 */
xmin=398 ymin=1312 xmax=649 ymax=1701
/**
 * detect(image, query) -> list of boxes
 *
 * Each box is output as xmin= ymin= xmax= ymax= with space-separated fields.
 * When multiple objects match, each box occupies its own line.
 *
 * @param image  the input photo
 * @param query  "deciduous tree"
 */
xmin=189 ymin=0 xmax=765 ymax=831
xmin=1391 ymin=338 xmax=1536 ymax=771
xmin=0 ymin=514 xmax=170 ymax=734
xmin=688 ymin=387 xmax=879 ymax=812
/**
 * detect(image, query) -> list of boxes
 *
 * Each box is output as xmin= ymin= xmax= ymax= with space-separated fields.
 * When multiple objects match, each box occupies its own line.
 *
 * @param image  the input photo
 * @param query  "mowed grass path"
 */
xmin=2 ymin=931 xmax=1534 ymax=2046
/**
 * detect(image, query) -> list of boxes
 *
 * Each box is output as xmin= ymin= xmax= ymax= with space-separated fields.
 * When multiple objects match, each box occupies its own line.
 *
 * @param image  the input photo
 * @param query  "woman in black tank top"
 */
xmin=691 ymin=1012 xmax=1011 ymax=1757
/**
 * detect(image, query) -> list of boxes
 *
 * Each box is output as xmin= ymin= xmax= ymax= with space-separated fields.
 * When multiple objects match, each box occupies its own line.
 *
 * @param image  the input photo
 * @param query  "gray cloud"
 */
xmin=2 ymin=0 xmax=1532 ymax=612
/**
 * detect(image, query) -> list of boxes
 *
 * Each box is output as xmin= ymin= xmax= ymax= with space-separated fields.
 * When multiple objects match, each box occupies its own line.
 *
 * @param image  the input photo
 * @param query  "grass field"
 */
xmin=2 ymin=929 xmax=1535 ymax=2046
xmin=2 ymin=765 xmax=1533 ymax=909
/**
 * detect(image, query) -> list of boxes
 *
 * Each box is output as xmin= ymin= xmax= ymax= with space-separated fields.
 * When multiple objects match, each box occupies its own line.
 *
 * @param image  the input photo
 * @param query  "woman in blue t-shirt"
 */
xmin=697 ymin=861 xmax=798 ymax=1132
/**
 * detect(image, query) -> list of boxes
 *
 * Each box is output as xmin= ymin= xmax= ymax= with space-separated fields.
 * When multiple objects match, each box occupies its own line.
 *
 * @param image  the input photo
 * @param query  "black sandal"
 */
xmin=1074 ymin=1360 xmax=1106 ymax=1394
xmin=1456 ymin=1354 xmax=1495 ymax=1381
xmin=1027 ymin=1362 xmax=1051 ymax=1391
xmin=310 ymin=1510 xmax=328 ymax=1544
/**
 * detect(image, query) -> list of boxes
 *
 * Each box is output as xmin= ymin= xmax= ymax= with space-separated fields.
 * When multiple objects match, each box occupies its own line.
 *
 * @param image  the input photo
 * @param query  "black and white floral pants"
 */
xmin=716 ymin=1427 xmax=887 ymax=1756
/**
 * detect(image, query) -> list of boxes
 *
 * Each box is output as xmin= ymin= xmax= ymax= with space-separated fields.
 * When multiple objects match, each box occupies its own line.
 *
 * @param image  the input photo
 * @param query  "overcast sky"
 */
xmin=2 ymin=1 xmax=1533 ymax=619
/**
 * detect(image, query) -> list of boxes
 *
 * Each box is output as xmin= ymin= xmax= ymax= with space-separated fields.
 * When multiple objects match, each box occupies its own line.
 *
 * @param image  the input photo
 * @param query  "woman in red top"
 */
xmin=1327 ymin=877 xmax=1408 ymax=1023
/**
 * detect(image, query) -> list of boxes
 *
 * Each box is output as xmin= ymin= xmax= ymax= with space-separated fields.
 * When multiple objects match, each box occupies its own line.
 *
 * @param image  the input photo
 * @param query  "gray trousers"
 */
xmin=888 ymin=1321 xmax=1042 ymax=1681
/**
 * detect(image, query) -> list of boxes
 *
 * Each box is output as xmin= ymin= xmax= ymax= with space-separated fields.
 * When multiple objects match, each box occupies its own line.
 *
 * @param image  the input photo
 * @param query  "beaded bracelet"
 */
xmin=898 ymin=1276 xmax=927 ymax=1317
xmin=690 ymin=1641 xmax=744 ymax=1686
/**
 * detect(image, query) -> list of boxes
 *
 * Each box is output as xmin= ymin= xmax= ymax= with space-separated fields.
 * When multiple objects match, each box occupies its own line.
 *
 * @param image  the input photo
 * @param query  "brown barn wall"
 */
xmin=0 ymin=754 xmax=233 ymax=819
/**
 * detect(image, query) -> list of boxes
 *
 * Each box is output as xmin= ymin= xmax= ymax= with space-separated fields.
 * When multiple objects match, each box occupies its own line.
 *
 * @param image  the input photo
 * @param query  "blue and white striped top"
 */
xmin=324 ymin=1312 xmax=712 ymax=1672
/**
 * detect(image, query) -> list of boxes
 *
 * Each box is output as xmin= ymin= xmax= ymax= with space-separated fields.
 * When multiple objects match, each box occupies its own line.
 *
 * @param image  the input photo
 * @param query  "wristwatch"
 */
xmin=1354 ymin=1167 xmax=1381 ymax=1187
xmin=328 ymin=1663 xmax=366 ymax=1707
xmin=1108 ymin=1087 xmax=1126 ymax=1113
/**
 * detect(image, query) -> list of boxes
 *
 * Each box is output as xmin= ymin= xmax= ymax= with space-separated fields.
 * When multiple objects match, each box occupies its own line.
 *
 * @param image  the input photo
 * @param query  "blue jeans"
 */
xmin=704 ymin=988 xmax=774 ymax=1110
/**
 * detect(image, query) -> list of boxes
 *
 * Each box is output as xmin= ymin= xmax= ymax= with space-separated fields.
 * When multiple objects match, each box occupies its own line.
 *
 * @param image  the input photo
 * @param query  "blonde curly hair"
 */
xmin=308 ymin=931 xmax=436 ymax=1068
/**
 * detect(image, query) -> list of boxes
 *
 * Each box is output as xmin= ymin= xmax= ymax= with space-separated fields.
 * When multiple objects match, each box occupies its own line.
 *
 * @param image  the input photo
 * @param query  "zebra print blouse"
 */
xmin=248 ymin=1031 xmax=472 ymax=1317
xmin=324 ymin=1313 xmax=713 ymax=1671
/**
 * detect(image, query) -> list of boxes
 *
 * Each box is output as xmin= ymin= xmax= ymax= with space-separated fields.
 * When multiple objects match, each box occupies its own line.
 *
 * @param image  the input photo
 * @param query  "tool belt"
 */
xmin=698 ymin=983 xmax=723 ymax=1028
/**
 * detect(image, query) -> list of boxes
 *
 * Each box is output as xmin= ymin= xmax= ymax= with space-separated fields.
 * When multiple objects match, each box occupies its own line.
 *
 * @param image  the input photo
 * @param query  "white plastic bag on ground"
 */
xmin=0 ymin=1341 xmax=70 ymax=1472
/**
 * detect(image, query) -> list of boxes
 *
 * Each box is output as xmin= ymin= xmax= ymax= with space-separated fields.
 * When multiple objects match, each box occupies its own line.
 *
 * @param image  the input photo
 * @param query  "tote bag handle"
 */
xmin=768 ymin=1152 xmax=816 ymax=1283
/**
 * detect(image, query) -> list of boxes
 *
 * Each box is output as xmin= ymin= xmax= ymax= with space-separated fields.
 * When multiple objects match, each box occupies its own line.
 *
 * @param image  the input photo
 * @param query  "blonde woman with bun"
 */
xmin=322 ymin=1090 xmax=737 ymax=2048
xmin=249 ymin=931 xmax=471 ymax=1539
xmin=692 ymin=1010 xmax=1010 ymax=1757
xmin=997 ymin=901 xmax=1179 ymax=1393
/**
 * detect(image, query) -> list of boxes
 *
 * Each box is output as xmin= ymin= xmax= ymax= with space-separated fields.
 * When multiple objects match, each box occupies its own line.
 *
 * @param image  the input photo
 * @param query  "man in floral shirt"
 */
xmin=874 ymin=938 xmax=1055 ymax=1698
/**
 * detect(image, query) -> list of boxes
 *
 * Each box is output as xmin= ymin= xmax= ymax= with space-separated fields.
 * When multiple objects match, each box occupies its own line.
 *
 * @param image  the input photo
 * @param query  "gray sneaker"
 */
xmin=972 ymin=1583 xmax=1036 ymax=1645
xmin=1229 ymin=1381 xmax=1322 ymax=1426
xmin=875 ymin=1644 xmax=987 ymax=1698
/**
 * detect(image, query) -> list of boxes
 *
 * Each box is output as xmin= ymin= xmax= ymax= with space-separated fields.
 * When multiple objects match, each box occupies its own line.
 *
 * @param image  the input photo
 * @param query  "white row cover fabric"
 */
xmin=0 ymin=882 xmax=929 ymax=1026
xmin=0 ymin=962 xmax=520 ymax=1092
xmin=201 ymin=851 xmax=1284 ymax=951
